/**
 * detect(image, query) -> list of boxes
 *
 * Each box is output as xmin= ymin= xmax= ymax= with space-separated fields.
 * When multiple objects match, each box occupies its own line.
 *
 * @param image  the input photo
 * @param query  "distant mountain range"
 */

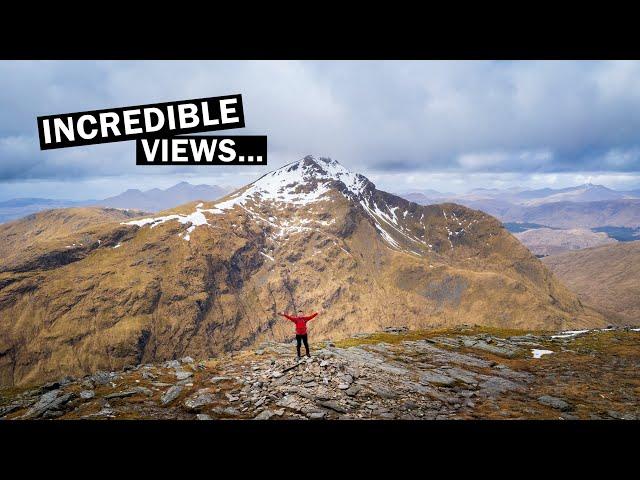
xmin=3 ymin=181 xmax=639 ymax=259
xmin=399 ymin=183 xmax=640 ymax=256
xmin=0 ymin=198 xmax=87 ymax=224
xmin=514 ymin=227 xmax=617 ymax=257
xmin=402 ymin=183 xmax=639 ymax=208
xmin=0 ymin=182 xmax=232 ymax=223
xmin=402 ymin=183 xmax=640 ymax=224
xmin=94 ymin=182 xmax=230 ymax=212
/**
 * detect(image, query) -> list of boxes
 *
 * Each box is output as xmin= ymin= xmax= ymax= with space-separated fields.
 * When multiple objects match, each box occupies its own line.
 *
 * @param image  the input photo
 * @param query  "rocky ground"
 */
xmin=1 ymin=325 xmax=639 ymax=420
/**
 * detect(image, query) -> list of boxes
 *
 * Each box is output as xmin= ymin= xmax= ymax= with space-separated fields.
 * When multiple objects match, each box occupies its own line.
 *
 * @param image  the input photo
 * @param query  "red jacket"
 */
xmin=282 ymin=312 xmax=318 ymax=335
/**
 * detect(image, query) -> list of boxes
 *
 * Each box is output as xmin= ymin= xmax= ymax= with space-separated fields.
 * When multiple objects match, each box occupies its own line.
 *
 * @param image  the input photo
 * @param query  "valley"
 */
xmin=543 ymin=241 xmax=640 ymax=325
xmin=513 ymin=227 xmax=617 ymax=256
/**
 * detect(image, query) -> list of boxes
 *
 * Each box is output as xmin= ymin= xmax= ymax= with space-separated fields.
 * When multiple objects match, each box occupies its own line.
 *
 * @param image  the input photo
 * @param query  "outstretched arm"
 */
xmin=278 ymin=312 xmax=296 ymax=322
xmin=304 ymin=312 xmax=319 ymax=322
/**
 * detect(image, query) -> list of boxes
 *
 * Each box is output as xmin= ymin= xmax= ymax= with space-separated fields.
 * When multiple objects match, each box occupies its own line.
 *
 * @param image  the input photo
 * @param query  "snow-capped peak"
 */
xmin=122 ymin=156 xmax=370 ymax=238
xmin=210 ymin=156 xmax=371 ymax=210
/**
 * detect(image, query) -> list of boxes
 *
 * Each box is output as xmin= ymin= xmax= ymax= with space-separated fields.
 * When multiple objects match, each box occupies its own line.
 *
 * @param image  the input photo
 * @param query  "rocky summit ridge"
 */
xmin=1 ymin=325 xmax=638 ymax=420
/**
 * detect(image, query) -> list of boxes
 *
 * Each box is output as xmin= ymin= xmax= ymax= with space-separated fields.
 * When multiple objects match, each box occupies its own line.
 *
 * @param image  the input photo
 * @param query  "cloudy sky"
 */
xmin=1 ymin=60 xmax=640 ymax=200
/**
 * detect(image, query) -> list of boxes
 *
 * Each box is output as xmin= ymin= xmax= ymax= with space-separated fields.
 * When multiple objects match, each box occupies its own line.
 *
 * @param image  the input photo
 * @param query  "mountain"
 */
xmin=0 ymin=207 xmax=147 ymax=278
xmin=0 ymin=183 xmax=231 ymax=225
xmin=404 ymin=194 xmax=640 ymax=229
xmin=0 ymin=156 xmax=603 ymax=387
xmin=401 ymin=192 xmax=442 ymax=205
xmin=461 ymin=183 xmax=634 ymax=205
xmin=503 ymin=199 xmax=640 ymax=228
xmin=398 ymin=184 xmax=640 ymax=230
xmin=0 ymin=198 xmax=85 ymax=224
xmin=94 ymin=182 xmax=231 ymax=212
xmin=514 ymin=227 xmax=617 ymax=257
xmin=519 ymin=184 xmax=628 ymax=206
xmin=543 ymin=241 xmax=640 ymax=325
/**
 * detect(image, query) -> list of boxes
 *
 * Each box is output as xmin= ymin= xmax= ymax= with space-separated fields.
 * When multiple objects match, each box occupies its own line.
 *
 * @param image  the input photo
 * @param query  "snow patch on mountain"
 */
xmin=120 ymin=156 xmax=449 ymax=254
xmin=121 ymin=157 xmax=365 ymax=236
xmin=214 ymin=156 xmax=368 ymax=210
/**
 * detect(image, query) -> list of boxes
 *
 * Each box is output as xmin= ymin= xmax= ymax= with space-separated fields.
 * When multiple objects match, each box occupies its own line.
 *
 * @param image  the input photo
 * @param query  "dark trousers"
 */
xmin=296 ymin=334 xmax=310 ymax=357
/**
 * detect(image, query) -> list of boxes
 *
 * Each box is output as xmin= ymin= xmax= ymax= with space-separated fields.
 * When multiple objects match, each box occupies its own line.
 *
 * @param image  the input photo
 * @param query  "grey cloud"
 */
xmin=1 ymin=60 xmax=640 ymax=189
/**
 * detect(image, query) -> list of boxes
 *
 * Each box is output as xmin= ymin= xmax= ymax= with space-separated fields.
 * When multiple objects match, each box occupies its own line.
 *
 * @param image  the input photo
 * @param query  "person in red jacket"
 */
xmin=278 ymin=310 xmax=319 ymax=358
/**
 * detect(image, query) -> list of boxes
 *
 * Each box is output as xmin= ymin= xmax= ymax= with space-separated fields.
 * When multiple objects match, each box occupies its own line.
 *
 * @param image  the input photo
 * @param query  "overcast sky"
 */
xmin=1 ymin=60 xmax=640 ymax=200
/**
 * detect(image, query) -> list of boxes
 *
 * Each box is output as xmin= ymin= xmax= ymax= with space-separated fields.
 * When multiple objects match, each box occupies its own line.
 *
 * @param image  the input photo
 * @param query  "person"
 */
xmin=278 ymin=310 xmax=319 ymax=359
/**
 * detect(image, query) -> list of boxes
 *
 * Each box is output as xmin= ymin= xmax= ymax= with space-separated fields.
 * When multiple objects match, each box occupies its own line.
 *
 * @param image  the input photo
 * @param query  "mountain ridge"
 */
xmin=0 ymin=156 xmax=604 ymax=387
xmin=0 ymin=182 xmax=232 ymax=224
xmin=543 ymin=241 xmax=640 ymax=325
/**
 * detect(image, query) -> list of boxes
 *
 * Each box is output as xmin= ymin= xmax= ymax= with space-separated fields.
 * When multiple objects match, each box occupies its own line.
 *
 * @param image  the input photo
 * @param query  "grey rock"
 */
xmin=445 ymin=367 xmax=478 ymax=385
xmin=607 ymin=410 xmax=635 ymax=420
xmin=0 ymin=402 xmax=23 ymax=418
xmin=181 ymin=356 xmax=195 ymax=364
xmin=211 ymin=406 xmax=241 ymax=417
xmin=210 ymin=376 xmax=231 ymax=383
xmin=161 ymin=385 xmax=183 ymax=405
xmin=196 ymin=414 xmax=213 ymax=420
xmin=317 ymin=400 xmax=348 ymax=414
xmin=152 ymin=382 xmax=173 ymax=387
xmin=478 ymin=377 xmax=523 ymax=397
xmin=83 ymin=407 xmax=115 ymax=418
xmin=341 ymin=374 xmax=354 ymax=384
xmin=559 ymin=412 xmax=579 ymax=420
xmin=175 ymin=370 xmax=193 ymax=381
xmin=79 ymin=390 xmax=95 ymax=400
xmin=463 ymin=339 xmax=519 ymax=358
xmin=225 ymin=392 xmax=239 ymax=402
xmin=369 ymin=384 xmax=399 ymax=399
xmin=104 ymin=386 xmax=152 ymax=400
xmin=142 ymin=371 xmax=158 ymax=380
xmin=22 ymin=390 xmax=75 ymax=419
xmin=90 ymin=371 xmax=116 ymax=386
xmin=403 ymin=381 xmax=435 ymax=395
xmin=42 ymin=409 xmax=64 ymax=419
xmin=420 ymin=371 xmax=456 ymax=387
xmin=345 ymin=385 xmax=361 ymax=397
xmin=277 ymin=395 xmax=303 ymax=412
xmin=104 ymin=390 xmax=138 ymax=400
xmin=538 ymin=395 xmax=573 ymax=412
xmin=254 ymin=409 xmax=275 ymax=420
xmin=184 ymin=392 xmax=215 ymax=411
